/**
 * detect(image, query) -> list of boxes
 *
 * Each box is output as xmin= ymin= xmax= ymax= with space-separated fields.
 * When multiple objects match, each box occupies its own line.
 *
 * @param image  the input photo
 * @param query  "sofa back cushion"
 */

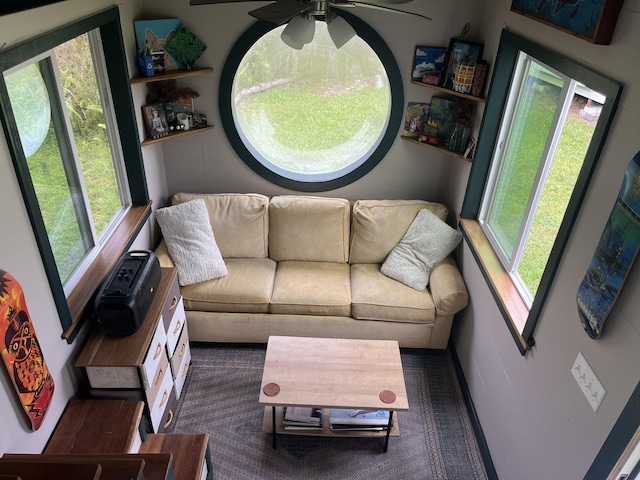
xmin=349 ymin=199 xmax=449 ymax=264
xmin=269 ymin=195 xmax=350 ymax=263
xmin=172 ymin=193 xmax=269 ymax=258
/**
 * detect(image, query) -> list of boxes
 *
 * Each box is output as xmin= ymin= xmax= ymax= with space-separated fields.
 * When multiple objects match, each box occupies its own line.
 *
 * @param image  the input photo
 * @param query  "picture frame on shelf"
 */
xmin=510 ymin=0 xmax=622 ymax=45
xmin=164 ymin=26 xmax=207 ymax=70
xmin=403 ymin=102 xmax=431 ymax=138
xmin=441 ymin=38 xmax=484 ymax=90
xmin=411 ymin=46 xmax=447 ymax=84
xmin=463 ymin=137 xmax=476 ymax=159
xmin=142 ymin=103 xmax=170 ymax=139
xmin=134 ymin=19 xmax=185 ymax=71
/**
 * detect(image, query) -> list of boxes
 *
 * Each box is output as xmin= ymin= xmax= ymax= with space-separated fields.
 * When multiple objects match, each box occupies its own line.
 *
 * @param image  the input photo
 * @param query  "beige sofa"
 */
xmin=154 ymin=193 xmax=468 ymax=349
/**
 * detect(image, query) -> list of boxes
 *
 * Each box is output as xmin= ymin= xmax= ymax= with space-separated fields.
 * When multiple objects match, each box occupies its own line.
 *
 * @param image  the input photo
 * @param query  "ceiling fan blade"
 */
xmin=341 ymin=1 xmax=431 ymax=20
xmin=333 ymin=0 xmax=413 ymax=4
xmin=249 ymin=0 xmax=313 ymax=24
xmin=190 ymin=0 xmax=257 ymax=5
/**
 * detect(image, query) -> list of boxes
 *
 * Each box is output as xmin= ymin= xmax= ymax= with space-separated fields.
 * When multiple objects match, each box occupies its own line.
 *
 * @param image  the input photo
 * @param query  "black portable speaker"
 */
xmin=94 ymin=250 xmax=161 ymax=337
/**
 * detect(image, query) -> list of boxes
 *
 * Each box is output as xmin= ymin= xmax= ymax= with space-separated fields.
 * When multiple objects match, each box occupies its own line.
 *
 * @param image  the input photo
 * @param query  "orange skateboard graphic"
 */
xmin=0 ymin=270 xmax=54 ymax=430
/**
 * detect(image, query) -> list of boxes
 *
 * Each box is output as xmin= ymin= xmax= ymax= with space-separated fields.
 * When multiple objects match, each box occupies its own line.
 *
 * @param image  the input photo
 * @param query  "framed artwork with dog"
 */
xmin=134 ymin=19 xmax=185 ymax=71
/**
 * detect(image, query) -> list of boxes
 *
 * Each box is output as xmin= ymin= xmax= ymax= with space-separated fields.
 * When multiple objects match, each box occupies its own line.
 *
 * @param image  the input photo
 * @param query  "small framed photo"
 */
xmin=463 ymin=137 xmax=477 ymax=159
xmin=142 ymin=103 xmax=169 ymax=139
xmin=442 ymin=38 xmax=484 ymax=90
xmin=411 ymin=46 xmax=447 ymax=83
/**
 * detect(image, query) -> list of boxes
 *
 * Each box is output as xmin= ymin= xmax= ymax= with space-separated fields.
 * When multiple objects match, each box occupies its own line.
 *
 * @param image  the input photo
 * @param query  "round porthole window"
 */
xmin=219 ymin=10 xmax=404 ymax=191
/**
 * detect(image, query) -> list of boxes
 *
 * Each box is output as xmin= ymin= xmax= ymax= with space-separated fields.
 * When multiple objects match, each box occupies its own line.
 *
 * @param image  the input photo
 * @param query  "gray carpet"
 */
xmin=169 ymin=344 xmax=489 ymax=480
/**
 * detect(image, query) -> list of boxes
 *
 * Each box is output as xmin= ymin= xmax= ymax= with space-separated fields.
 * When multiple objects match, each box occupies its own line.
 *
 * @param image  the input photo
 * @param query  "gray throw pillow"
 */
xmin=381 ymin=209 xmax=462 ymax=291
xmin=155 ymin=199 xmax=227 ymax=286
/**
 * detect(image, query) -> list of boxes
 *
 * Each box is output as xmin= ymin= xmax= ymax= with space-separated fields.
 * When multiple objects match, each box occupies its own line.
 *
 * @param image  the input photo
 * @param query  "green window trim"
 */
xmin=460 ymin=29 xmax=622 ymax=355
xmin=0 ymin=6 xmax=149 ymax=342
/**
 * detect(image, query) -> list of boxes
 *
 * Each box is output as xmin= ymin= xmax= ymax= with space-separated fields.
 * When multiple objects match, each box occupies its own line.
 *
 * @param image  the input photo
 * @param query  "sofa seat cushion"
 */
xmin=180 ymin=258 xmax=276 ymax=313
xmin=270 ymin=261 xmax=351 ymax=316
xmin=350 ymin=263 xmax=435 ymax=324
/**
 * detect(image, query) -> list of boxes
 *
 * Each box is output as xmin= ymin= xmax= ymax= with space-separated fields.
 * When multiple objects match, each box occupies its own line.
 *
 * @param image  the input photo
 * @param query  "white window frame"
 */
xmin=478 ymin=53 xmax=577 ymax=309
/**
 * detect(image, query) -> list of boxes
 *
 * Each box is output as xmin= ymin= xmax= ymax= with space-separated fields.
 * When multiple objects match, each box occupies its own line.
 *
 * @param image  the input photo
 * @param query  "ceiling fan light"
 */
xmin=326 ymin=13 xmax=356 ymax=49
xmin=281 ymin=14 xmax=316 ymax=49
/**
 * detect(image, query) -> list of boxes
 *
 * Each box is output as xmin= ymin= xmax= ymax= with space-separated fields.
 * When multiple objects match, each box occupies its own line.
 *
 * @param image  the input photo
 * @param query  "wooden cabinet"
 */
xmin=140 ymin=434 xmax=211 ymax=480
xmin=30 ymin=398 xmax=211 ymax=480
xmin=76 ymin=267 xmax=189 ymax=433
xmin=403 ymin=79 xmax=486 ymax=161
xmin=132 ymin=67 xmax=214 ymax=146
xmin=45 ymin=399 xmax=146 ymax=454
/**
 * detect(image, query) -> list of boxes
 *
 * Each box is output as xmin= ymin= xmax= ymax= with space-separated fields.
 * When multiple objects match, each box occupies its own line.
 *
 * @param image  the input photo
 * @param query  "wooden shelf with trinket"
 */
xmin=132 ymin=67 xmax=214 ymax=146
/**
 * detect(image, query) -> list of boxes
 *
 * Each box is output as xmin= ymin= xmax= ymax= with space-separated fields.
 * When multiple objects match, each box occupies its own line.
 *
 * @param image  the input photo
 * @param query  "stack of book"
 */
xmin=282 ymin=407 xmax=322 ymax=430
xmin=329 ymin=409 xmax=392 ymax=431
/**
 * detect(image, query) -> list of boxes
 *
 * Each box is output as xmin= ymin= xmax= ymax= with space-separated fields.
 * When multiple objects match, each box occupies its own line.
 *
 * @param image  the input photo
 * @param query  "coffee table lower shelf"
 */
xmin=261 ymin=407 xmax=400 ymax=438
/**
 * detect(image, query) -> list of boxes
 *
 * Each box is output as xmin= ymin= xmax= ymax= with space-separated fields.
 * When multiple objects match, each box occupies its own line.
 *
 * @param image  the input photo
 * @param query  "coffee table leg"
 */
xmin=383 ymin=411 xmax=394 ymax=453
xmin=271 ymin=406 xmax=277 ymax=449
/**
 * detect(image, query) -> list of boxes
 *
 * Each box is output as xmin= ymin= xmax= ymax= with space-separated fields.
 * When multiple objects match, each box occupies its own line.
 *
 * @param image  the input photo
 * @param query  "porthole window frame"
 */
xmin=219 ymin=9 xmax=404 ymax=192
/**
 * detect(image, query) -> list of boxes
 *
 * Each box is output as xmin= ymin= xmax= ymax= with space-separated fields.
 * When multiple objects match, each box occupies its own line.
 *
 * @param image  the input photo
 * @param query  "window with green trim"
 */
xmin=219 ymin=10 xmax=404 ymax=192
xmin=0 ymin=7 xmax=149 ymax=341
xmin=460 ymin=29 xmax=622 ymax=354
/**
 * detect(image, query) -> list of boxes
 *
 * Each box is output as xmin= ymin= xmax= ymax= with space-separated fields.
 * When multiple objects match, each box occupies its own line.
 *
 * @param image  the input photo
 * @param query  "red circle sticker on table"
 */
xmin=263 ymin=383 xmax=280 ymax=396
xmin=379 ymin=390 xmax=396 ymax=404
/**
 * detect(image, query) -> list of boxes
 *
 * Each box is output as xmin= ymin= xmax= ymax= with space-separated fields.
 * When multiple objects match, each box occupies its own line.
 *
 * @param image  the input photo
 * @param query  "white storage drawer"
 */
xmin=165 ymin=297 xmax=186 ymax=358
xmin=141 ymin=319 xmax=168 ymax=389
xmin=173 ymin=345 xmax=191 ymax=400
xmin=149 ymin=368 xmax=174 ymax=433
xmin=145 ymin=350 xmax=170 ymax=409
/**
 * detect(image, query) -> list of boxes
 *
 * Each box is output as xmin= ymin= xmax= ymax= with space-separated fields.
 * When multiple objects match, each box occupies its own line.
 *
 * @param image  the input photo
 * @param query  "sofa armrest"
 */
xmin=429 ymin=255 xmax=469 ymax=315
xmin=154 ymin=240 xmax=176 ymax=268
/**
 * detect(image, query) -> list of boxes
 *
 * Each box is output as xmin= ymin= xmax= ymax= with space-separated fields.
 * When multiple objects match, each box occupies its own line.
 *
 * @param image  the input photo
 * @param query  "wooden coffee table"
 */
xmin=259 ymin=336 xmax=408 ymax=452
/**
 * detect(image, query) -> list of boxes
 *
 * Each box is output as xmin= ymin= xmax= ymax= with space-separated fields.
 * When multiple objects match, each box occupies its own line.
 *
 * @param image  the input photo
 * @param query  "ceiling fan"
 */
xmin=190 ymin=0 xmax=431 ymax=49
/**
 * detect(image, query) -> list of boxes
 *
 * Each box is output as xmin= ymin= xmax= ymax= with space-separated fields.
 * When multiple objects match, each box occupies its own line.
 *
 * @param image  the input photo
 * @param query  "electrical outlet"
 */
xmin=572 ymin=351 xmax=606 ymax=412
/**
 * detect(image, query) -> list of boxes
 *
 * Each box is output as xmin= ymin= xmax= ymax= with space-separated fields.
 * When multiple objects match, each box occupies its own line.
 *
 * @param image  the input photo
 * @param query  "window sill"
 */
xmin=458 ymin=217 xmax=533 ymax=354
xmin=62 ymin=202 xmax=152 ymax=340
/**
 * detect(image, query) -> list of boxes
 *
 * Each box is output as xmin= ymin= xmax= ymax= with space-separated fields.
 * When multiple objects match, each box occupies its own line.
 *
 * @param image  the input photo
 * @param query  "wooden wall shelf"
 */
xmin=141 ymin=126 xmax=214 ymax=147
xmin=410 ymin=79 xmax=486 ymax=103
xmin=400 ymin=135 xmax=472 ymax=162
xmin=134 ymin=66 xmax=214 ymax=146
xmin=131 ymin=67 xmax=213 ymax=85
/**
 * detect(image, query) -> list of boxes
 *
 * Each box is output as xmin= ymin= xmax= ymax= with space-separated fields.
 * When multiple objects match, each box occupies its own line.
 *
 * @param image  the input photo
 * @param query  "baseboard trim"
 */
xmin=449 ymin=340 xmax=499 ymax=480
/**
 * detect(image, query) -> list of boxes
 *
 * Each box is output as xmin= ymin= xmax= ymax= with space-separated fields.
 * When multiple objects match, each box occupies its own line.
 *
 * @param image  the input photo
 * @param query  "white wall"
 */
xmin=140 ymin=0 xmax=483 ymax=203
xmin=451 ymin=1 xmax=640 ymax=479
xmin=0 ymin=0 xmax=165 ymax=455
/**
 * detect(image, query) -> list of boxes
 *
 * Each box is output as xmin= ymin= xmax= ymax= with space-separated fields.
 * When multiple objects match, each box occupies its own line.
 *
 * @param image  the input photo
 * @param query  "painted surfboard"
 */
xmin=577 ymin=150 xmax=640 ymax=338
xmin=0 ymin=270 xmax=54 ymax=430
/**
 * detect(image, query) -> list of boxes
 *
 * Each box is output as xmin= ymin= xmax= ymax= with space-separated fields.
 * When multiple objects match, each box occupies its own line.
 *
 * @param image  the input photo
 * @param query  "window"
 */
xmin=460 ymin=29 xmax=622 ymax=354
xmin=6 ymin=32 xmax=128 ymax=290
xmin=219 ymin=10 xmax=403 ymax=191
xmin=0 ymin=7 xmax=150 ymax=341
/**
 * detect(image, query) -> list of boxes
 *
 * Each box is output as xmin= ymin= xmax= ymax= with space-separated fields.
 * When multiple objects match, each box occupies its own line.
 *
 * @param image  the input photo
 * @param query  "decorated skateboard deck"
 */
xmin=0 ymin=270 xmax=54 ymax=430
xmin=577 ymin=150 xmax=640 ymax=339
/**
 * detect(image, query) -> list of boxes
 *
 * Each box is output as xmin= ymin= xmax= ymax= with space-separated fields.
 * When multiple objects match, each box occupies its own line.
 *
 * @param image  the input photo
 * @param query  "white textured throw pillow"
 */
xmin=381 ymin=209 xmax=462 ymax=291
xmin=155 ymin=199 xmax=227 ymax=286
